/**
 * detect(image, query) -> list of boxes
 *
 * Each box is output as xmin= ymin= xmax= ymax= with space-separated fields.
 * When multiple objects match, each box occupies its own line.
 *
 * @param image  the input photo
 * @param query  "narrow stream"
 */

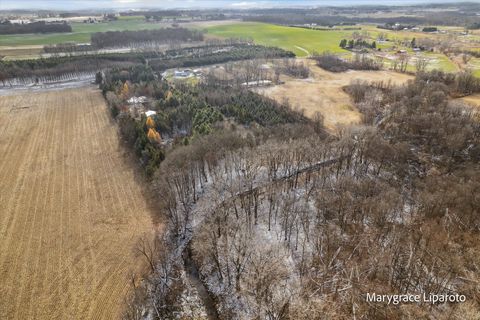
xmin=183 ymin=244 xmax=220 ymax=320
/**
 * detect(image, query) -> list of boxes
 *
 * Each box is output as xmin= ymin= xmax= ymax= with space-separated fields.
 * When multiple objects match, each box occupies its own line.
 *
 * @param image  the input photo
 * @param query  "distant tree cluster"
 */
xmin=275 ymin=58 xmax=310 ymax=78
xmin=422 ymin=26 xmax=439 ymax=32
xmin=377 ymin=23 xmax=416 ymax=31
xmin=90 ymin=28 xmax=204 ymax=48
xmin=148 ymin=44 xmax=294 ymax=71
xmin=312 ymin=52 xmax=382 ymax=72
xmin=143 ymin=10 xmax=226 ymax=22
xmin=143 ymin=10 xmax=182 ymax=19
xmin=339 ymin=38 xmax=376 ymax=50
xmin=0 ymin=21 xmax=71 ymax=35
xmin=467 ymin=22 xmax=480 ymax=29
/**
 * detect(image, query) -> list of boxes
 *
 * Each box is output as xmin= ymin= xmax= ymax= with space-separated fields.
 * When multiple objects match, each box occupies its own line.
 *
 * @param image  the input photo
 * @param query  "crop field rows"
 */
xmin=0 ymin=88 xmax=154 ymax=319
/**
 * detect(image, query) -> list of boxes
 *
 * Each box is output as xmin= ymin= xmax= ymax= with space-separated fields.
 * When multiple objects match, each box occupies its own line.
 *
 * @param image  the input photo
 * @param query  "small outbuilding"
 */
xmin=174 ymin=70 xmax=192 ymax=78
xmin=145 ymin=110 xmax=157 ymax=117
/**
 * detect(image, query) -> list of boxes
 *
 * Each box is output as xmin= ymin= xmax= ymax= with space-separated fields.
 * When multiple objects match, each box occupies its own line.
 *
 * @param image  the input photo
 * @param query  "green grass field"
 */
xmin=424 ymin=52 xmax=458 ymax=72
xmin=0 ymin=19 xmax=473 ymax=76
xmin=206 ymin=22 xmax=467 ymax=73
xmin=205 ymin=22 xmax=352 ymax=56
xmin=468 ymin=58 xmax=480 ymax=77
xmin=0 ymin=18 xmax=166 ymax=46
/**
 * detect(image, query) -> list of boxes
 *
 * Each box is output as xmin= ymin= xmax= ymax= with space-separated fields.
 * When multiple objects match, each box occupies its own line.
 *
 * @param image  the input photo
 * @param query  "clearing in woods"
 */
xmin=255 ymin=59 xmax=414 ymax=130
xmin=0 ymin=87 xmax=155 ymax=319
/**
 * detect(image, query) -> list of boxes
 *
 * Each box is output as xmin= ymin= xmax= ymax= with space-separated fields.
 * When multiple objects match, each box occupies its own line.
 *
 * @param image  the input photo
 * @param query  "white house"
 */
xmin=174 ymin=70 xmax=192 ymax=78
xmin=145 ymin=110 xmax=157 ymax=117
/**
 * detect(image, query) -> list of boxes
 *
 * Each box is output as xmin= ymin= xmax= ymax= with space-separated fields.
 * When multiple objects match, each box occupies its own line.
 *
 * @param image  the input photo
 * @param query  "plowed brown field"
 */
xmin=0 ymin=87 xmax=155 ymax=319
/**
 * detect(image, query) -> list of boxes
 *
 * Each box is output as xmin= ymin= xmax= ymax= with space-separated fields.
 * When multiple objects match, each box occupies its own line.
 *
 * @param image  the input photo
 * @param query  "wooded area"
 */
xmin=100 ymin=63 xmax=306 ymax=175
xmin=0 ymin=21 xmax=71 ymax=34
xmin=313 ymin=52 xmax=382 ymax=72
xmin=114 ymin=67 xmax=479 ymax=319
xmin=90 ymin=28 xmax=204 ymax=48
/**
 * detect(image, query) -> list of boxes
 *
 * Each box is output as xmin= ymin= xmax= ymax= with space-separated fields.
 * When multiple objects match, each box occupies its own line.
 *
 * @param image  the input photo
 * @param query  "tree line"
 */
xmin=90 ymin=28 xmax=204 ymax=49
xmin=0 ymin=21 xmax=71 ymax=35
xmin=243 ymin=6 xmax=480 ymax=27
xmin=312 ymin=52 xmax=382 ymax=72
xmin=0 ymin=43 xmax=293 ymax=84
xmin=148 ymin=44 xmax=294 ymax=71
xmin=339 ymin=38 xmax=376 ymax=50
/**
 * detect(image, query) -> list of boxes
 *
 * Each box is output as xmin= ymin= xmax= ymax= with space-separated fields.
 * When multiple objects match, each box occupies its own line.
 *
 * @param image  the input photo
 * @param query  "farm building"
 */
xmin=174 ymin=70 xmax=193 ymax=78
xmin=145 ymin=110 xmax=157 ymax=117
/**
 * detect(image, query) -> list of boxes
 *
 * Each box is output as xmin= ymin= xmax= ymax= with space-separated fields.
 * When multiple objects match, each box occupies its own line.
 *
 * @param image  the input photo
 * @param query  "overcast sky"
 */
xmin=0 ymin=0 xmax=474 ymax=10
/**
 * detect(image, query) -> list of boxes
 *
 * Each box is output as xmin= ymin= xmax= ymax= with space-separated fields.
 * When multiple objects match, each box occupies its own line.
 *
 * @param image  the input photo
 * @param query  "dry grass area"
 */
xmin=256 ymin=60 xmax=413 ymax=130
xmin=0 ymin=45 xmax=44 ymax=60
xmin=0 ymin=87 xmax=156 ymax=319
xmin=460 ymin=94 xmax=480 ymax=108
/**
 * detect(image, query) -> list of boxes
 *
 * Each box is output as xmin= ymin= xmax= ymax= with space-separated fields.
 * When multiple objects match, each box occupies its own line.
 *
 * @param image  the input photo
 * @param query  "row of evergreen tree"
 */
xmin=339 ymin=38 xmax=376 ymax=49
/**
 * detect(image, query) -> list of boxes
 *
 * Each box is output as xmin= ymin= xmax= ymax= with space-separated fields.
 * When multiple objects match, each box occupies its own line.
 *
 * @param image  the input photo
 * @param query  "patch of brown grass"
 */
xmin=255 ymin=59 xmax=413 ymax=131
xmin=460 ymin=94 xmax=480 ymax=108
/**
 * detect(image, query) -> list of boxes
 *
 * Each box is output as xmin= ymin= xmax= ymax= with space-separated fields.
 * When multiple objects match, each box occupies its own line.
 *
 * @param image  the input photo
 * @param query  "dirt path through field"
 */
xmin=0 ymin=87 xmax=156 ymax=319
xmin=460 ymin=94 xmax=480 ymax=108
xmin=294 ymin=46 xmax=310 ymax=56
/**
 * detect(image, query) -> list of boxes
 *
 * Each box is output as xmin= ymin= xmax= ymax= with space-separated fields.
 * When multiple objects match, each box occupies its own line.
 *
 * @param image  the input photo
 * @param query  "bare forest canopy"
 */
xmin=0 ymin=20 xmax=71 ymax=35
xmin=90 ymin=28 xmax=204 ymax=49
xmin=106 ymin=65 xmax=480 ymax=319
xmin=312 ymin=52 xmax=382 ymax=72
